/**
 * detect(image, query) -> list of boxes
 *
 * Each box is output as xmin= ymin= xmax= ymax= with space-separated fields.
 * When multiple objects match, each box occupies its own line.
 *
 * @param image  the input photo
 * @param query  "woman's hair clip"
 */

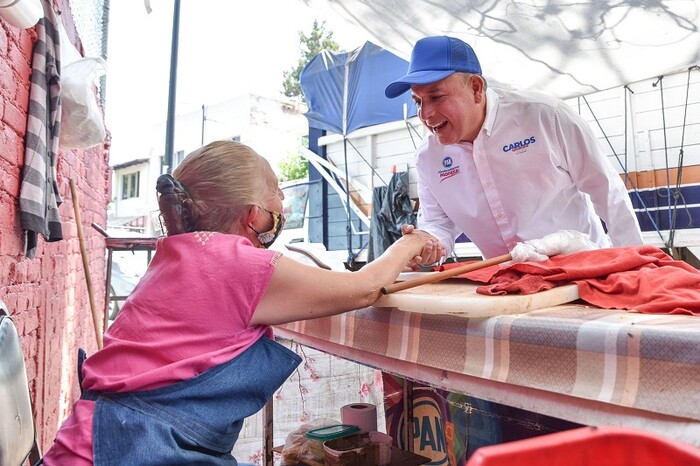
xmin=156 ymin=174 xmax=190 ymax=235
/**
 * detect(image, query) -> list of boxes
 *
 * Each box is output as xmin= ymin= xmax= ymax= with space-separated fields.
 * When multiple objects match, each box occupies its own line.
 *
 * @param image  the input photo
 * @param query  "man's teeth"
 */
xmin=432 ymin=121 xmax=447 ymax=132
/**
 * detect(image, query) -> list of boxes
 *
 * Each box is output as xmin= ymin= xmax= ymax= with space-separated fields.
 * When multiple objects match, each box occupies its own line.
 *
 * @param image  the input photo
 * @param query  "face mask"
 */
xmin=249 ymin=207 xmax=286 ymax=248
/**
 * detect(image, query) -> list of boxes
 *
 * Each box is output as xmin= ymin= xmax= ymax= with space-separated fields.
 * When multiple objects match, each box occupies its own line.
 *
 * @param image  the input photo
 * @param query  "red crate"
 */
xmin=466 ymin=426 xmax=700 ymax=466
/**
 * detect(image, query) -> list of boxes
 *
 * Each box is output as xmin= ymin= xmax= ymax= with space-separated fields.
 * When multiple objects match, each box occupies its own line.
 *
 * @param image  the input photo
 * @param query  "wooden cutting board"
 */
xmin=374 ymin=275 xmax=579 ymax=317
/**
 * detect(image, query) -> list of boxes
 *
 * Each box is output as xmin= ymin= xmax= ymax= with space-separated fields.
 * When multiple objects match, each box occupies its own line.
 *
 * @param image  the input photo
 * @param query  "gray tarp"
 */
xmin=368 ymin=171 xmax=416 ymax=261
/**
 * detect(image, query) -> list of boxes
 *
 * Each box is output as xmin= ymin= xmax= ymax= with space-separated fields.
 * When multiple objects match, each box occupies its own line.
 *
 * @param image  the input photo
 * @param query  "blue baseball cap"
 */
xmin=385 ymin=36 xmax=482 ymax=99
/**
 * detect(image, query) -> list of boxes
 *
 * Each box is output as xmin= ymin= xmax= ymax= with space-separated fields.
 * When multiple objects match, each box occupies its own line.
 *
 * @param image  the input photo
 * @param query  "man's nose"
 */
xmin=418 ymin=102 xmax=433 ymax=122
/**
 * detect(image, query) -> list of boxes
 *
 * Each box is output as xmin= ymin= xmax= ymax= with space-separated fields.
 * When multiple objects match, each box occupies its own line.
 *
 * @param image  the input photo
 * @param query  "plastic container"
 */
xmin=465 ymin=426 xmax=700 ymax=466
xmin=323 ymin=431 xmax=393 ymax=466
xmin=305 ymin=424 xmax=361 ymax=441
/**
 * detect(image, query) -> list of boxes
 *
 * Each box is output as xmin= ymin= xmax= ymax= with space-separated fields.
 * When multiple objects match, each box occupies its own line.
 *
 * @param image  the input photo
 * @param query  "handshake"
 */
xmin=402 ymin=227 xmax=598 ymax=270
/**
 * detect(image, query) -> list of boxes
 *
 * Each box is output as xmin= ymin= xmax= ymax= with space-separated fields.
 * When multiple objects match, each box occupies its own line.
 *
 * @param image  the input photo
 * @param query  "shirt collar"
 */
xmin=482 ymin=87 xmax=500 ymax=137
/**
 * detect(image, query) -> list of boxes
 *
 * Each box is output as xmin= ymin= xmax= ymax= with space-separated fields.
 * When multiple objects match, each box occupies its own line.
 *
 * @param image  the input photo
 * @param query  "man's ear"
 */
xmin=471 ymin=75 xmax=485 ymax=102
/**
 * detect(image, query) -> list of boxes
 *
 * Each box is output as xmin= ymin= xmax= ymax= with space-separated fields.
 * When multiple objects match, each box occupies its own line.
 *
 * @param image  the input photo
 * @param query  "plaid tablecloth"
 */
xmin=275 ymin=303 xmax=700 ymax=429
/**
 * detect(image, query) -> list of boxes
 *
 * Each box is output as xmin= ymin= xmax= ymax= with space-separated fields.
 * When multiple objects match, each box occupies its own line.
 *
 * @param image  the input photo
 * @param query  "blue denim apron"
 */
xmin=81 ymin=337 xmax=301 ymax=465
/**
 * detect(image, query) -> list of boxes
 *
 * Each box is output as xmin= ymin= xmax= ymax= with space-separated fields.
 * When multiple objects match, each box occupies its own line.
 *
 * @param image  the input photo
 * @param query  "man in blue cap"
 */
xmin=385 ymin=35 xmax=643 ymax=264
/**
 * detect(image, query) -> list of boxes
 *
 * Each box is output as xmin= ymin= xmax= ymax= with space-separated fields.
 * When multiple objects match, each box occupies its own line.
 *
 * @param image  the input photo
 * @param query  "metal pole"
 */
xmin=343 ymin=138 xmax=353 ymax=264
xmin=164 ymin=0 xmax=181 ymax=174
xmin=201 ymin=104 xmax=206 ymax=146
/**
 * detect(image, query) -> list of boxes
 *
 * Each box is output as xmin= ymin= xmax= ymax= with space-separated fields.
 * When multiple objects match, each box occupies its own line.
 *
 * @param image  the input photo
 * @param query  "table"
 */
xmin=91 ymin=223 xmax=158 ymax=329
xmin=274 ymin=299 xmax=700 ymax=448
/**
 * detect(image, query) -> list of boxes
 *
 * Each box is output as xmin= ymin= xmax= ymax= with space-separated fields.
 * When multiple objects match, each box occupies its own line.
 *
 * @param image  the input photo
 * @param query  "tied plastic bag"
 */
xmin=509 ymin=230 xmax=599 ymax=263
xmin=59 ymin=57 xmax=107 ymax=149
xmin=280 ymin=418 xmax=340 ymax=466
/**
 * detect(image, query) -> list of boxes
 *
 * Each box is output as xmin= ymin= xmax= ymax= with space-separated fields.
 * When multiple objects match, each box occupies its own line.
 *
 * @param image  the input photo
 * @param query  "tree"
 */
xmin=278 ymin=152 xmax=309 ymax=182
xmin=282 ymin=20 xmax=341 ymax=101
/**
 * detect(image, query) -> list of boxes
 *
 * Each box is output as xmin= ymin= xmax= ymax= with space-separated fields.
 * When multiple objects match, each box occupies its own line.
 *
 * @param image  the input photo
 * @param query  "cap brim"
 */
xmin=385 ymin=70 xmax=457 ymax=98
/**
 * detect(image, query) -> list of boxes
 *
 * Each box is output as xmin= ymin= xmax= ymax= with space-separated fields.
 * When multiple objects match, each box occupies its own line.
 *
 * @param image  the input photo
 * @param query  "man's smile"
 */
xmin=429 ymin=120 xmax=448 ymax=133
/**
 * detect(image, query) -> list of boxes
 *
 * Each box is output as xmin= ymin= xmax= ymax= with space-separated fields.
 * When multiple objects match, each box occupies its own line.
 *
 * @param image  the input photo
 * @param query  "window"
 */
xmin=159 ymin=150 xmax=185 ymax=173
xmin=174 ymin=150 xmax=185 ymax=169
xmin=121 ymin=172 xmax=140 ymax=200
xmin=281 ymin=182 xmax=309 ymax=230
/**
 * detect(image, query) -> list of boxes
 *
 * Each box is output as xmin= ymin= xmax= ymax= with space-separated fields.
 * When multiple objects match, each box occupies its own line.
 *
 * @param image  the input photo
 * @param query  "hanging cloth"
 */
xmin=19 ymin=0 xmax=63 ymax=258
xmin=368 ymin=171 xmax=415 ymax=261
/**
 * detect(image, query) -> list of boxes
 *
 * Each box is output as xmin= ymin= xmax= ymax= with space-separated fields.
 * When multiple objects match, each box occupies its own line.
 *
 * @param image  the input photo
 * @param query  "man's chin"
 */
xmin=435 ymin=133 xmax=457 ymax=145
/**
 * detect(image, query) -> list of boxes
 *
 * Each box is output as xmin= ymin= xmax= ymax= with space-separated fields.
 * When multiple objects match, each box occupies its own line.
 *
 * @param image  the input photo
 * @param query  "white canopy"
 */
xmin=305 ymin=0 xmax=700 ymax=99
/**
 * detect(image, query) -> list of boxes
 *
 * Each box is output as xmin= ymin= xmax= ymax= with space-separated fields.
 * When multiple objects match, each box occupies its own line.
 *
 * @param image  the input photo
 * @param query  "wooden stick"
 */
xmin=381 ymin=253 xmax=513 ymax=294
xmin=70 ymin=179 xmax=103 ymax=349
xmin=263 ymin=398 xmax=274 ymax=466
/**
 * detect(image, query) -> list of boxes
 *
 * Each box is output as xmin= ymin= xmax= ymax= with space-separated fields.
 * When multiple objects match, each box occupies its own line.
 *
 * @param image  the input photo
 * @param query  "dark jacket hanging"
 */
xmin=368 ymin=171 xmax=416 ymax=261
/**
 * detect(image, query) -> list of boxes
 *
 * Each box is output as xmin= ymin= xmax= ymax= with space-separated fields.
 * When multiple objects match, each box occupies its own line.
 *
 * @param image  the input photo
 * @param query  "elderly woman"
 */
xmin=41 ymin=140 xmax=435 ymax=465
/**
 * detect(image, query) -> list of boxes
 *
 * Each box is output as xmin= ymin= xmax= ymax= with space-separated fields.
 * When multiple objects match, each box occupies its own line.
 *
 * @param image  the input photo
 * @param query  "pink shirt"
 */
xmin=42 ymin=232 xmax=281 ymax=465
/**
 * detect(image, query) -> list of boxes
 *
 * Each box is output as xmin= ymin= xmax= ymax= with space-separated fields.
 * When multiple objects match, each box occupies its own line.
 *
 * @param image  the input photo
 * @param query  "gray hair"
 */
xmin=157 ymin=140 xmax=268 ymax=234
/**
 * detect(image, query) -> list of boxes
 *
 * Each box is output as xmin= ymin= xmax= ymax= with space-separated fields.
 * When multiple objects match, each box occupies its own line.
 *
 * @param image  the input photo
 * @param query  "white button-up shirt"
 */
xmin=416 ymin=87 xmax=643 ymax=259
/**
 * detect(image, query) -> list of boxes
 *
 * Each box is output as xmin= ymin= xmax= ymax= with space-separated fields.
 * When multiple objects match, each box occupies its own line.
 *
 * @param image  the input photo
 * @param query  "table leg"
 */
xmin=263 ymin=398 xmax=274 ymax=466
xmin=103 ymin=249 xmax=113 ymax=332
xmin=403 ymin=378 xmax=414 ymax=452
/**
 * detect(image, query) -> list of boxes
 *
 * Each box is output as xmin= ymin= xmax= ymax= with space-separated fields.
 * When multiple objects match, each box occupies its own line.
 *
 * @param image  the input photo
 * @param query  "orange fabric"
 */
xmin=439 ymin=245 xmax=700 ymax=315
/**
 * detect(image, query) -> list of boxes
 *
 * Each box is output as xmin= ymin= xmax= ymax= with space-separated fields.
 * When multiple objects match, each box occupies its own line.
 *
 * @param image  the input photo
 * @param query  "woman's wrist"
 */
xmin=398 ymin=230 xmax=429 ymax=254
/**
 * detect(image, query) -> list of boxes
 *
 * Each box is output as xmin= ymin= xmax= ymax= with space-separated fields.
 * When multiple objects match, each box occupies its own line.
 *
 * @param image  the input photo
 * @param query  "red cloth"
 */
xmin=439 ymin=245 xmax=700 ymax=315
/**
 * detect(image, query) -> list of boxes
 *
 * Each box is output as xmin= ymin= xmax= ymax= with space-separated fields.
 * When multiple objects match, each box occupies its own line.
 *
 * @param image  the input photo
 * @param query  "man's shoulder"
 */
xmin=493 ymin=87 xmax=562 ymax=108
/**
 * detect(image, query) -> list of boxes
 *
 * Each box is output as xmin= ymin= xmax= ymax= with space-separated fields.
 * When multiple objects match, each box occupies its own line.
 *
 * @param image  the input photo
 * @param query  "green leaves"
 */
xmin=282 ymin=20 xmax=342 ymax=102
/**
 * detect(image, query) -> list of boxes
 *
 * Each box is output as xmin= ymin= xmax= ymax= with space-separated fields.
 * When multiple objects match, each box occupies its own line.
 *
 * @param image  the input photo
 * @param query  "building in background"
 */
xmin=109 ymin=94 xmax=308 ymax=235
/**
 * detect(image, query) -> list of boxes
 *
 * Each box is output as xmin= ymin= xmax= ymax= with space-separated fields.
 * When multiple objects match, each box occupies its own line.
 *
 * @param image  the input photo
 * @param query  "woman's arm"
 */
xmin=250 ymin=231 xmax=432 ymax=326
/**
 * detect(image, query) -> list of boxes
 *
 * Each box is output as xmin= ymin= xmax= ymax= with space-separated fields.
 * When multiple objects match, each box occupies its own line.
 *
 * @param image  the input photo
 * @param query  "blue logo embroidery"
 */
xmin=502 ymin=136 xmax=536 ymax=154
xmin=442 ymin=157 xmax=453 ymax=168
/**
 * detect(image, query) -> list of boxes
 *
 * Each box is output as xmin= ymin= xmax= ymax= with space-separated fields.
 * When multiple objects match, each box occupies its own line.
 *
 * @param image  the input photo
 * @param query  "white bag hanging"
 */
xmin=59 ymin=56 xmax=107 ymax=149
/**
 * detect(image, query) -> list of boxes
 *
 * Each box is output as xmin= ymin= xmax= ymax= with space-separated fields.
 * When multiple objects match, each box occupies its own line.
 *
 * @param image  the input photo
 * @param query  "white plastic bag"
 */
xmin=509 ymin=230 xmax=599 ymax=263
xmin=280 ymin=418 xmax=340 ymax=466
xmin=59 ymin=57 xmax=107 ymax=149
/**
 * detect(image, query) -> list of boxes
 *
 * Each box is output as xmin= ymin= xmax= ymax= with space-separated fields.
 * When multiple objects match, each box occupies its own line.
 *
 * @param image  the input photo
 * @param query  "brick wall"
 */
xmin=0 ymin=1 xmax=110 ymax=451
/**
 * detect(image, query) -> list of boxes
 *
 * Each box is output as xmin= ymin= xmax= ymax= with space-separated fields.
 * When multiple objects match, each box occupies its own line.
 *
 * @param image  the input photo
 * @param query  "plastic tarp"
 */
xmin=300 ymin=41 xmax=418 ymax=135
xmin=306 ymin=0 xmax=700 ymax=100
xmin=368 ymin=171 xmax=416 ymax=262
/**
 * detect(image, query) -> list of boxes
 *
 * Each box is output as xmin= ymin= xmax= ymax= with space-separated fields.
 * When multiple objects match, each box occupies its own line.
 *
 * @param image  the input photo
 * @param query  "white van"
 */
xmin=277 ymin=179 xmax=310 ymax=245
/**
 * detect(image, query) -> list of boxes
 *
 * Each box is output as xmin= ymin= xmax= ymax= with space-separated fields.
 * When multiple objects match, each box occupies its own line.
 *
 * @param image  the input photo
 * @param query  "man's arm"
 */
xmin=555 ymin=103 xmax=644 ymax=246
xmin=415 ymin=172 xmax=462 ymax=257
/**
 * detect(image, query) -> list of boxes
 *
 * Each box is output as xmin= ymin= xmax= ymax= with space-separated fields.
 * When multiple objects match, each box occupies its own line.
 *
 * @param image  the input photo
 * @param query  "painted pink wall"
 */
xmin=0 ymin=0 xmax=110 ymax=450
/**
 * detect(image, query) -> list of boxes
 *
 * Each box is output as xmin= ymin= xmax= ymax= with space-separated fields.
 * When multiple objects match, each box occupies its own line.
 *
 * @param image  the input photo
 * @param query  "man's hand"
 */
xmin=401 ymin=224 xmax=445 ymax=271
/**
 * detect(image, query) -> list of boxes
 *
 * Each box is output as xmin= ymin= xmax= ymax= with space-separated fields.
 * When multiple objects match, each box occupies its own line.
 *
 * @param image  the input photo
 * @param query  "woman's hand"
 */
xmin=400 ymin=224 xmax=445 ymax=271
